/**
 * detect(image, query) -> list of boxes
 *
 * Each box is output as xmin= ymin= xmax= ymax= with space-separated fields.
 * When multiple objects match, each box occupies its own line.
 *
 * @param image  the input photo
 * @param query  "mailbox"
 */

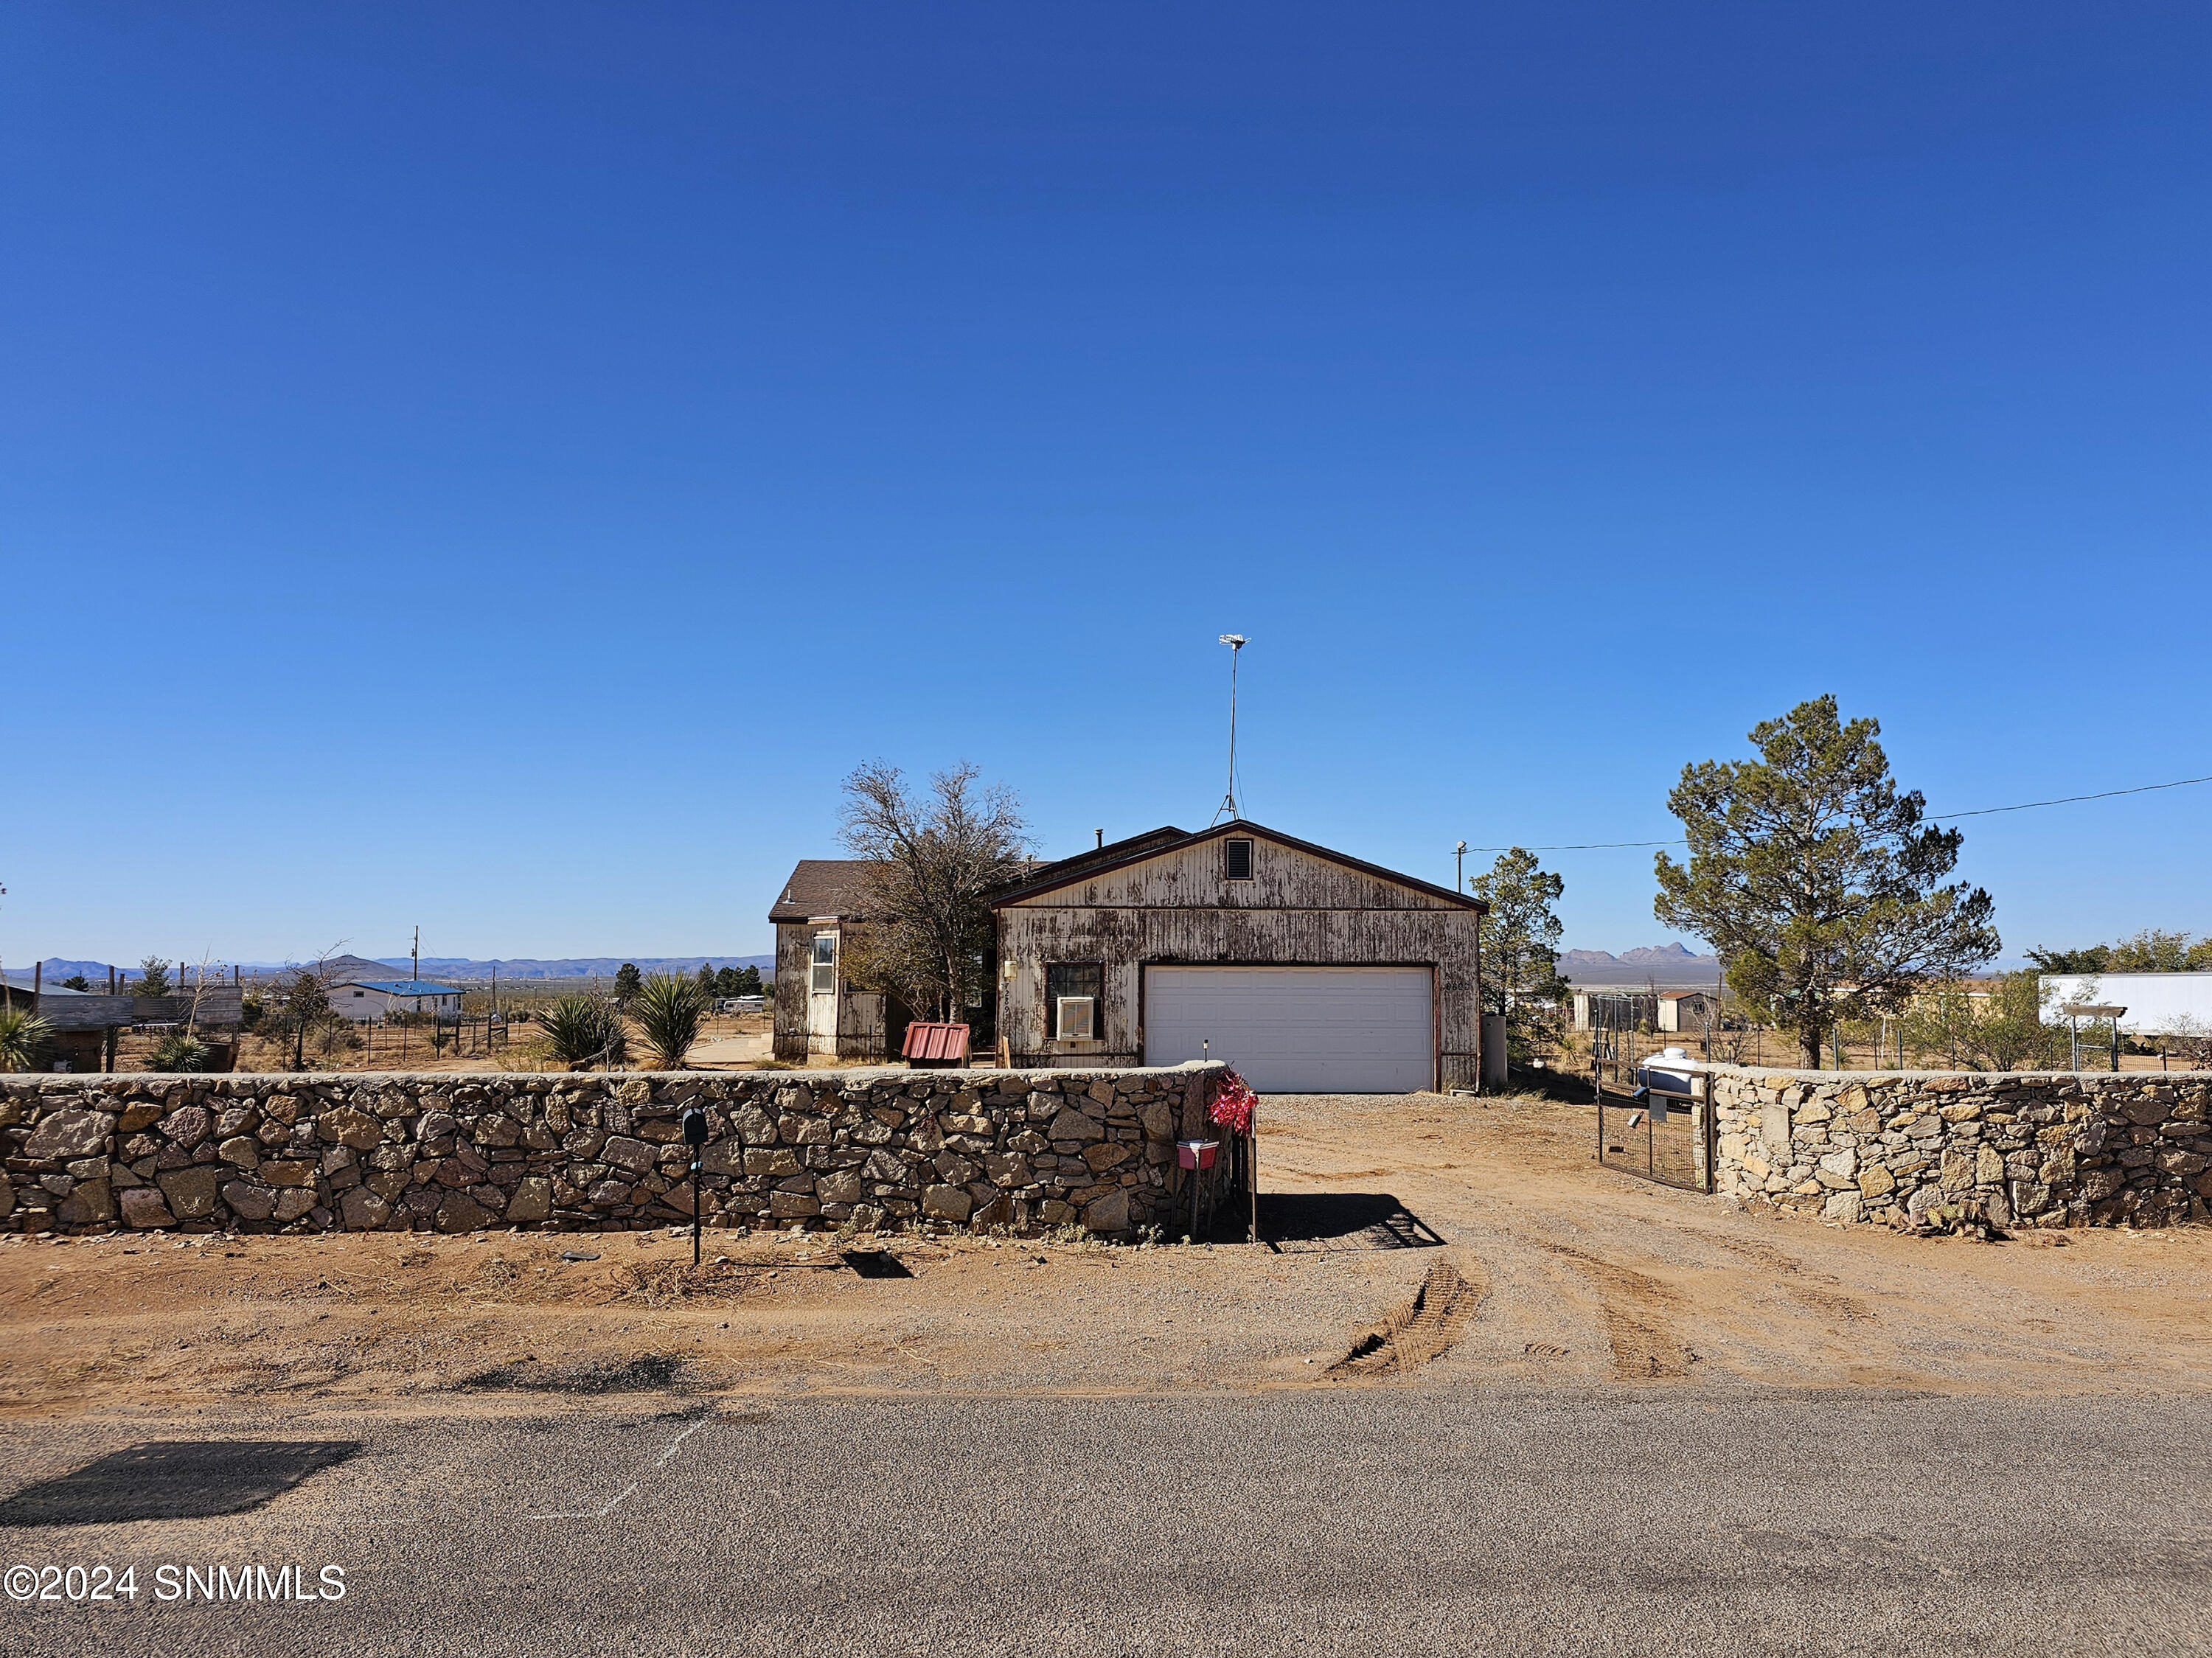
xmin=1176 ymin=1139 xmax=1219 ymax=1171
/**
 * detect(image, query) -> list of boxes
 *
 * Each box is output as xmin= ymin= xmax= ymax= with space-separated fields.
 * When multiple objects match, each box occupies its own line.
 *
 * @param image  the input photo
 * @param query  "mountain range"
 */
xmin=1557 ymin=943 xmax=1722 ymax=986
xmin=23 ymin=955 xmax=776 ymax=984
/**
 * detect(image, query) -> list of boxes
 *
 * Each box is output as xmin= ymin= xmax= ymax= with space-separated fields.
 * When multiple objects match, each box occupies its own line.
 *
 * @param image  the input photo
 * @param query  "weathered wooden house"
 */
xmin=768 ymin=860 xmax=903 ymax=1062
xmin=990 ymin=821 xmax=1485 ymax=1092
xmin=772 ymin=821 xmax=1488 ymax=1091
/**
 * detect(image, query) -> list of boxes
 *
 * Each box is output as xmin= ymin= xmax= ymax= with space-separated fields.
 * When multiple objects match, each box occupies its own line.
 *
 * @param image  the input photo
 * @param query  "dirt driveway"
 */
xmin=2 ymin=1090 xmax=2206 ymax=1418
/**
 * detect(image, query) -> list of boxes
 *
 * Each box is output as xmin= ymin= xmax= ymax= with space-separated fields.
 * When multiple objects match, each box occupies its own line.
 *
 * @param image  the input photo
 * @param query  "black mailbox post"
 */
xmin=681 ymin=1107 xmax=708 ymax=1267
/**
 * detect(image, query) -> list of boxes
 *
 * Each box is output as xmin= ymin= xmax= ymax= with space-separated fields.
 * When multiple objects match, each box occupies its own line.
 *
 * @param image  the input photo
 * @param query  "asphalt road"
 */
xmin=2 ymin=1385 xmax=2208 ymax=1657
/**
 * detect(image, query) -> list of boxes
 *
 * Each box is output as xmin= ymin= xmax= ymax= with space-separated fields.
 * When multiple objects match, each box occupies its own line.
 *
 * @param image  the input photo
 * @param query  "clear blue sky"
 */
xmin=4 ymin=1 xmax=2207 ymax=969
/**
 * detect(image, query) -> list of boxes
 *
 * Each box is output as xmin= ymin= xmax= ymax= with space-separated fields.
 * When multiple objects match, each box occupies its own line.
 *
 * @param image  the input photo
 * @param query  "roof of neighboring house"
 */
xmin=0 ymin=975 xmax=92 ymax=995
xmin=769 ymin=860 xmax=882 ymax=924
xmin=337 ymin=980 xmax=464 ymax=997
xmin=988 ymin=818 xmax=1488 ymax=911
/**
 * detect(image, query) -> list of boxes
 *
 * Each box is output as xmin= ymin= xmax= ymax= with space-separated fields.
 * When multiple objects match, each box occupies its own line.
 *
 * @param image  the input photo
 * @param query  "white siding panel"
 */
xmin=1144 ymin=966 xmax=1433 ymax=1093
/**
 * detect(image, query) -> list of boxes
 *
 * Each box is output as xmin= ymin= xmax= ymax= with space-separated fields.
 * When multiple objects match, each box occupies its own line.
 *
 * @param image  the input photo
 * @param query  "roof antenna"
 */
xmin=1212 ymin=633 xmax=1248 ymax=825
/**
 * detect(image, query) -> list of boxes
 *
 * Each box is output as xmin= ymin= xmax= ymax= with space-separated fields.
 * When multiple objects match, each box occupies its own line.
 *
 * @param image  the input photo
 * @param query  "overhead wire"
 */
xmin=1459 ymin=771 xmax=2212 ymax=854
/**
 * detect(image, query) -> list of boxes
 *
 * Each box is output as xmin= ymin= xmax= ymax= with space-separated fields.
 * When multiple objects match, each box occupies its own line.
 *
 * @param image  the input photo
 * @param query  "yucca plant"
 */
xmin=632 ymin=972 xmax=710 ymax=1068
xmin=148 ymin=1030 xmax=212 ymax=1073
xmin=538 ymin=995 xmax=629 ymax=1068
xmin=0 ymin=1007 xmax=55 ymax=1073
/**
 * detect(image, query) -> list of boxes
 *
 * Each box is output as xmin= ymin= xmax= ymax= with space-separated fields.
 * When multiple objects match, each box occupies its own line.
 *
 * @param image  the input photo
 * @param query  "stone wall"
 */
xmin=1708 ymin=1065 xmax=2212 ymax=1228
xmin=0 ymin=1064 xmax=1232 ymax=1238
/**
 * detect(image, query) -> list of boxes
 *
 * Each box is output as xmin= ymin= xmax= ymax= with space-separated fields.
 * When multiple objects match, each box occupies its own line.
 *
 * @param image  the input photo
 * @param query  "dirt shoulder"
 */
xmin=3 ymin=1090 xmax=2205 ymax=1420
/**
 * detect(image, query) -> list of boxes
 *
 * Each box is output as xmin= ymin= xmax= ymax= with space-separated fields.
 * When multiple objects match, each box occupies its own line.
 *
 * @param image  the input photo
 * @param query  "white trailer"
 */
xmin=2038 ymin=972 xmax=2212 ymax=1036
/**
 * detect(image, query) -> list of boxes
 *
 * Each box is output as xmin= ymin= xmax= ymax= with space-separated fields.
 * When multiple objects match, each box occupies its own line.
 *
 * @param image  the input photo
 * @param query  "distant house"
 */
xmin=1572 ymin=990 xmax=1656 ymax=1032
xmin=330 ymin=980 xmax=464 ymax=1022
xmin=1656 ymin=991 xmax=1720 ymax=1034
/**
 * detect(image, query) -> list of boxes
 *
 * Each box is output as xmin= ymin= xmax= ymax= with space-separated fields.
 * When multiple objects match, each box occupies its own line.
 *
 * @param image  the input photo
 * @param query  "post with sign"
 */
xmin=681 ymin=1107 xmax=708 ymax=1267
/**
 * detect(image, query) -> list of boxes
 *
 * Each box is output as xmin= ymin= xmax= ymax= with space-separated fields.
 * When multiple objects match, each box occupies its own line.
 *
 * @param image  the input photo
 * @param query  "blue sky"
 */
xmin=4 ymin=1 xmax=2207 ymax=969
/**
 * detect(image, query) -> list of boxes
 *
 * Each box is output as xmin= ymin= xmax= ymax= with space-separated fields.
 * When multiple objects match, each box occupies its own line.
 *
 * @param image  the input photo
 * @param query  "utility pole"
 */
xmin=1455 ymin=840 xmax=1468 ymax=893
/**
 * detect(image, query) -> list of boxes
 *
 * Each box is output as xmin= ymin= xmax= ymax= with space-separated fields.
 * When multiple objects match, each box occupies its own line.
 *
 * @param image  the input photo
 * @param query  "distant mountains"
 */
xmin=24 ymin=954 xmax=776 ymax=984
xmin=1559 ymin=943 xmax=1722 ymax=987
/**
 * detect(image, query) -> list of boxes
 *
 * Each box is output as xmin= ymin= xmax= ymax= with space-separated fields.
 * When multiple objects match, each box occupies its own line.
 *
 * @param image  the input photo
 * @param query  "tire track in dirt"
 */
xmin=1523 ymin=1239 xmax=1700 ymax=1381
xmin=1706 ymin=1234 xmax=1875 ymax=1324
xmin=1329 ymin=1259 xmax=1487 ymax=1377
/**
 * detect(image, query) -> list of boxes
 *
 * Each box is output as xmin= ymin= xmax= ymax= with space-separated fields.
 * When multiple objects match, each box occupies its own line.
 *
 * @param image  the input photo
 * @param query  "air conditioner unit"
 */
xmin=1056 ymin=995 xmax=1096 ymax=1041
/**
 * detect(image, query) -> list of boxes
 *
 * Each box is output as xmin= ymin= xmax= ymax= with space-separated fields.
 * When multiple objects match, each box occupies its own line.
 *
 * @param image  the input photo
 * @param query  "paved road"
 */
xmin=2 ymin=1386 xmax=2208 ymax=1657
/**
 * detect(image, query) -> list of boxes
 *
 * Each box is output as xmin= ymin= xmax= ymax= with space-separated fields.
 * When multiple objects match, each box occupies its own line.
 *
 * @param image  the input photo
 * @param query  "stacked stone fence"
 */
xmin=0 ymin=1064 xmax=1233 ymax=1239
xmin=1705 ymin=1065 xmax=2212 ymax=1228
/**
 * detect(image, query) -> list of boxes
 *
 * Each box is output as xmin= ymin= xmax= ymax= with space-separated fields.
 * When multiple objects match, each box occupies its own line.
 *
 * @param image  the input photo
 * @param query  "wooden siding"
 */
xmin=773 ymin=924 xmax=813 ymax=1061
xmin=773 ymin=921 xmax=895 ymax=1060
xmin=997 ymin=832 xmax=1481 ymax=1089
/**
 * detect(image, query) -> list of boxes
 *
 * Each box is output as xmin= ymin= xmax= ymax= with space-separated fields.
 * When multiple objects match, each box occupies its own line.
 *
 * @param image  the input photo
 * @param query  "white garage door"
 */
xmin=1143 ymin=966 xmax=1434 ymax=1094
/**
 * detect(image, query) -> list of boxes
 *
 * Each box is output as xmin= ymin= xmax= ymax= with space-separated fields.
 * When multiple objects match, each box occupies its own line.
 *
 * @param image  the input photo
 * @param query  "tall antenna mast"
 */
xmin=1213 ymin=633 xmax=1248 ymax=825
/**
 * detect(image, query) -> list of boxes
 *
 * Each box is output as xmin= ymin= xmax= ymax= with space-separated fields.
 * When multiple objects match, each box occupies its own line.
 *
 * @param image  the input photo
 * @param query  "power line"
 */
xmin=1461 ymin=771 xmax=2212 ymax=854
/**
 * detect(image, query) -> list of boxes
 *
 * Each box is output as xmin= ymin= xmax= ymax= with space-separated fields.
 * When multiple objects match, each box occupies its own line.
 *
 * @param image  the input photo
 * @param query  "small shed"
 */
xmin=1656 ymin=990 xmax=1719 ymax=1034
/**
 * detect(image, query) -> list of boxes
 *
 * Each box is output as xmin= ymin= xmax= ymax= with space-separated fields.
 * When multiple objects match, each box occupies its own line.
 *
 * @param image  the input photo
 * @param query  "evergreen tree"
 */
xmin=613 ymin=962 xmax=643 ymax=1003
xmin=1655 ymin=695 xmax=2000 ymax=1068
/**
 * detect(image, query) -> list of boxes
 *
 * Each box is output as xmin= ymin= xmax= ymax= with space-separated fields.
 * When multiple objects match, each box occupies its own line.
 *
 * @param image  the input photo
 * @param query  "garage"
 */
xmin=1142 ymin=964 xmax=1435 ymax=1093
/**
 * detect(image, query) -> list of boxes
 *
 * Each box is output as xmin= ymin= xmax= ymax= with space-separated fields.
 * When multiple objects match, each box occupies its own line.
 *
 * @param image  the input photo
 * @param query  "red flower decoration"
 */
xmin=1208 ymin=1071 xmax=1259 ymax=1135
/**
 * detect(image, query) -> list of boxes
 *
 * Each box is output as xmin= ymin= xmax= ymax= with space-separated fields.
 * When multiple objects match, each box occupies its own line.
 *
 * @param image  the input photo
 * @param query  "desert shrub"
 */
xmin=538 ymin=995 xmax=628 ymax=1067
xmin=149 ymin=1030 xmax=211 ymax=1072
xmin=633 ymin=972 xmax=710 ymax=1067
xmin=0 ymin=1008 xmax=55 ymax=1072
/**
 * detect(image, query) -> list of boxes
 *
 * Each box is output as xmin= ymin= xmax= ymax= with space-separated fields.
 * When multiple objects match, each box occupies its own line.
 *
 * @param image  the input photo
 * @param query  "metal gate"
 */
xmin=1596 ymin=1067 xmax=1714 ymax=1194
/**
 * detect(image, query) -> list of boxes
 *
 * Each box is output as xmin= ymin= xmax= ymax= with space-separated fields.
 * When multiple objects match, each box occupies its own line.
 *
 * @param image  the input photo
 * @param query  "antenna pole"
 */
xmin=1213 ymin=633 xmax=1247 ymax=824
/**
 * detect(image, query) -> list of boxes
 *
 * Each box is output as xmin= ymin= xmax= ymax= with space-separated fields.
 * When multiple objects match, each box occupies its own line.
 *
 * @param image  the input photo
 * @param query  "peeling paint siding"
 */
xmin=772 ymin=924 xmax=812 ymax=1062
xmin=998 ymin=837 xmax=1481 ymax=1087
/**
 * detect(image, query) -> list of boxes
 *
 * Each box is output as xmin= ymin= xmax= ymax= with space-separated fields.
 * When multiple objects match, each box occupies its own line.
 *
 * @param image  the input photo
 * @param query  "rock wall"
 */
xmin=0 ymin=1065 xmax=1231 ymax=1238
xmin=1708 ymin=1066 xmax=2212 ymax=1228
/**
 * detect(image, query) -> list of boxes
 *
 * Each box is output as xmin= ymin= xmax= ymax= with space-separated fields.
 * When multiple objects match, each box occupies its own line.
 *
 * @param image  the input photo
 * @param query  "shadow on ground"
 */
xmin=0 ymin=1441 xmax=361 ymax=1526
xmin=1222 ymin=1191 xmax=1447 ymax=1252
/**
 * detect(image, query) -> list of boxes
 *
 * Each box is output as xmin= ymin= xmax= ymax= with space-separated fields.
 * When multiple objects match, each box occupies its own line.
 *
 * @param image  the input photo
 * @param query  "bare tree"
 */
xmin=839 ymin=761 xmax=1031 ymax=1022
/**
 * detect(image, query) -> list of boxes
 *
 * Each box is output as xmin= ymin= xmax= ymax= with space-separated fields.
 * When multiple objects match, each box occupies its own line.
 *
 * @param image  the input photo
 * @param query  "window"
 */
xmin=810 ymin=933 xmax=838 ymax=995
xmin=1224 ymin=837 xmax=1254 ymax=880
xmin=1046 ymin=961 xmax=1103 ymax=1041
xmin=352 ymin=989 xmax=365 ymax=998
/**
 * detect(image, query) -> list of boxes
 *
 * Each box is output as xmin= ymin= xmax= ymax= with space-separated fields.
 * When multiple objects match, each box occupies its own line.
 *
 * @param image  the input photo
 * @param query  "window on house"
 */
xmin=1046 ymin=961 xmax=1103 ymax=1041
xmin=810 ymin=933 xmax=838 ymax=995
xmin=352 ymin=989 xmax=365 ymax=997
xmin=1224 ymin=837 xmax=1254 ymax=880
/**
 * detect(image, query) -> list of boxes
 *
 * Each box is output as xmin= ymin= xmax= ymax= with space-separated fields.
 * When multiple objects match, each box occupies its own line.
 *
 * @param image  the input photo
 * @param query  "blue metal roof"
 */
xmin=342 ymin=980 xmax=462 ymax=996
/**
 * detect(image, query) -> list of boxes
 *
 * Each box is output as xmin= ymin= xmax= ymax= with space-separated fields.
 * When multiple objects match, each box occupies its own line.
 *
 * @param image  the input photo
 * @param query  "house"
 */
xmin=771 ymin=821 xmax=1488 ymax=1090
xmin=329 ymin=980 xmax=465 ymax=1022
xmin=990 ymin=821 xmax=1484 ymax=1091
xmin=768 ymin=861 xmax=905 ymax=1061
xmin=1655 ymin=990 xmax=1719 ymax=1034
xmin=1572 ymin=990 xmax=1657 ymax=1033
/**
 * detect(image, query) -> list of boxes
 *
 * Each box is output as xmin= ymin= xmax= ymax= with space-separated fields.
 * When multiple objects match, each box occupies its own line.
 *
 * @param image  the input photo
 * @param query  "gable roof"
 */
xmin=770 ymin=860 xmax=880 ymax=924
xmin=987 ymin=819 xmax=1487 ymax=911
xmin=338 ymin=980 xmax=463 ymax=997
